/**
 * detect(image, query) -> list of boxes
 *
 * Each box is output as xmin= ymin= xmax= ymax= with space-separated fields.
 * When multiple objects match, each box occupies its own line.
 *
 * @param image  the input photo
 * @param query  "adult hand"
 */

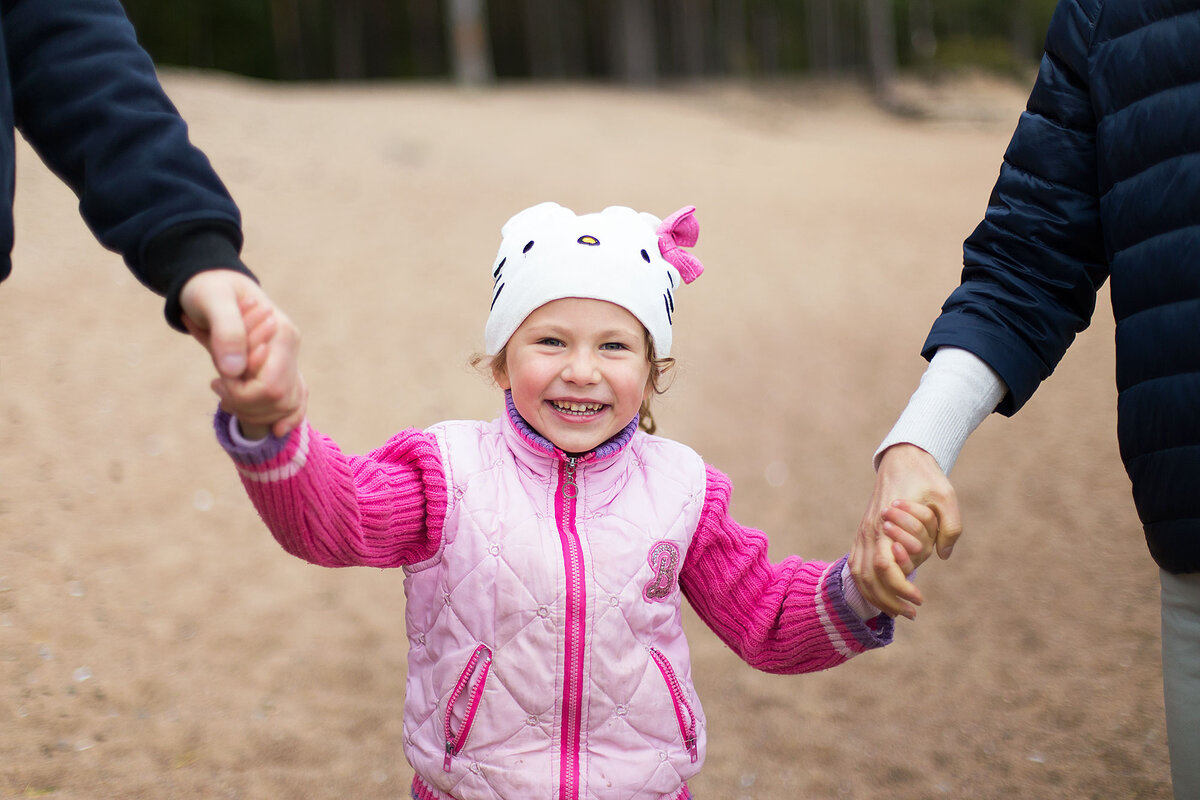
xmin=179 ymin=269 xmax=264 ymax=378
xmin=849 ymin=443 xmax=962 ymax=618
xmin=180 ymin=269 xmax=306 ymax=436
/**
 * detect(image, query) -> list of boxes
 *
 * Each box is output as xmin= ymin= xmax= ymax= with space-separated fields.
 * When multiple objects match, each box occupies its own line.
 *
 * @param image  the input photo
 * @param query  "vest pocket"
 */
xmin=443 ymin=644 xmax=493 ymax=772
xmin=648 ymin=647 xmax=698 ymax=764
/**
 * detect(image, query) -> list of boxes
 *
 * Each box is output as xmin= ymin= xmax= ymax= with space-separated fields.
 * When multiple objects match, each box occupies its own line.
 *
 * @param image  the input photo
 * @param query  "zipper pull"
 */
xmin=562 ymin=456 xmax=579 ymax=500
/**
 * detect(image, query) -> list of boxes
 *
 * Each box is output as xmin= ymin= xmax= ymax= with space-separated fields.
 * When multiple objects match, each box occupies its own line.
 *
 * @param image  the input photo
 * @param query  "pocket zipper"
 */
xmin=649 ymin=647 xmax=698 ymax=763
xmin=443 ymin=644 xmax=493 ymax=771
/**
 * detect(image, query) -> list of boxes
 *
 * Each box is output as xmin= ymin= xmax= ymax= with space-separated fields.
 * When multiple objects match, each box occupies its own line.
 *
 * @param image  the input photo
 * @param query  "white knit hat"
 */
xmin=484 ymin=202 xmax=704 ymax=357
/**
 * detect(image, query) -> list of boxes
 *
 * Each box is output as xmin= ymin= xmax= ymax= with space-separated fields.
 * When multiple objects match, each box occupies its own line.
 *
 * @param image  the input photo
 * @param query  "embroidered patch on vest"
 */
xmin=643 ymin=541 xmax=681 ymax=602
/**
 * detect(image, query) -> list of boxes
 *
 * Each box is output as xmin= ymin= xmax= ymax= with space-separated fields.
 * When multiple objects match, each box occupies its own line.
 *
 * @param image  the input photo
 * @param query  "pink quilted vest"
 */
xmin=404 ymin=414 xmax=707 ymax=800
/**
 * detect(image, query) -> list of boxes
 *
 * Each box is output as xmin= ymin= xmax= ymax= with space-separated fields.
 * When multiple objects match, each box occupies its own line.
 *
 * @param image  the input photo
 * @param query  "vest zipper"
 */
xmin=649 ymin=647 xmax=699 ymax=763
xmin=442 ymin=644 xmax=493 ymax=772
xmin=555 ymin=455 xmax=586 ymax=800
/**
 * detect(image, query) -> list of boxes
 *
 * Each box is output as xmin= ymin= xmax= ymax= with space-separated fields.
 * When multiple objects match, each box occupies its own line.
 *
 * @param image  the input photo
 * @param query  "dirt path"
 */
xmin=0 ymin=72 xmax=1169 ymax=798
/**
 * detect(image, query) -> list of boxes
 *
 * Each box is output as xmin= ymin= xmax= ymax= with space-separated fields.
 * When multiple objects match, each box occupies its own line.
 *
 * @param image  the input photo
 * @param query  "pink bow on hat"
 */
xmin=657 ymin=206 xmax=704 ymax=284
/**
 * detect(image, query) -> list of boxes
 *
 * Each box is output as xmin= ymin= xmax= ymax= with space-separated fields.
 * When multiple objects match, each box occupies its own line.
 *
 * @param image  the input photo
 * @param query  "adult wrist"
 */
xmin=142 ymin=221 xmax=255 ymax=331
xmin=874 ymin=347 xmax=1006 ymax=474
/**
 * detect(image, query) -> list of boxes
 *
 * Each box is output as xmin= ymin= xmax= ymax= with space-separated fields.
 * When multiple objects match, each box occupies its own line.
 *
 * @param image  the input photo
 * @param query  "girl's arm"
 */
xmin=215 ymin=410 xmax=447 ymax=568
xmin=680 ymin=465 xmax=893 ymax=675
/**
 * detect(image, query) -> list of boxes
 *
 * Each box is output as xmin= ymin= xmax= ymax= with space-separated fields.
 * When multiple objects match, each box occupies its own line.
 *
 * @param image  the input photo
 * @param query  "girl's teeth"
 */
xmin=555 ymin=401 xmax=602 ymax=414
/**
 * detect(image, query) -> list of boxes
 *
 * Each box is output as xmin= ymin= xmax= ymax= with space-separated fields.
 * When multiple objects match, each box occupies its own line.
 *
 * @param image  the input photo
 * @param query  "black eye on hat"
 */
xmin=578 ymin=235 xmax=600 ymax=246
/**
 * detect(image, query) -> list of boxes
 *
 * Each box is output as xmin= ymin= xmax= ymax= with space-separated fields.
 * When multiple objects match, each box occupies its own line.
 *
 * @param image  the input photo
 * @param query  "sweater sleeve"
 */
xmin=3 ymin=0 xmax=252 ymax=329
xmin=214 ymin=409 xmax=447 ymax=568
xmin=679 ymin=464 xmax=893 ymax=675
xmin=875 ymin=346 xmax=1008 ymax=474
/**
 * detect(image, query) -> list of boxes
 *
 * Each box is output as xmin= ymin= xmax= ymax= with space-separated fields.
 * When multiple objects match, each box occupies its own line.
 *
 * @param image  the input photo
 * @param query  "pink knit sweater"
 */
xmin=216 ymin=409 xmax=892 ymax=674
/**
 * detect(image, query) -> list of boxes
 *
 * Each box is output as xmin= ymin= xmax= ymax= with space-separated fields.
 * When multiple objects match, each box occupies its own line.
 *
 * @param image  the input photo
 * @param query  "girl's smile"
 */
xmin=496 ymin=297 xmax=652 ymax=455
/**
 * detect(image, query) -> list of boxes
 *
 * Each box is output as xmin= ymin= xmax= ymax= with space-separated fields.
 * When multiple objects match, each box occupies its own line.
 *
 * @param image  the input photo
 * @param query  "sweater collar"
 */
xmin=503 ymin=390 xmax=638 ymax=464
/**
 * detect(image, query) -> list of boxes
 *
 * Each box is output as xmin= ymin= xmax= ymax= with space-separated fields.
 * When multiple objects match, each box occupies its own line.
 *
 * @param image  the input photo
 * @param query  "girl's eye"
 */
xmin=538 ymin=337 xmax=564 ymax=347
xmin=601 ymin=342 xmax=630 ymax=351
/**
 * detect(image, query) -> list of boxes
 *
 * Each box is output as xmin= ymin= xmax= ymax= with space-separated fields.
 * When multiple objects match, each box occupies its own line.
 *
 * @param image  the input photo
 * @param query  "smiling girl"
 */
xmin=212 ymin=202 xmax=931 ymax=800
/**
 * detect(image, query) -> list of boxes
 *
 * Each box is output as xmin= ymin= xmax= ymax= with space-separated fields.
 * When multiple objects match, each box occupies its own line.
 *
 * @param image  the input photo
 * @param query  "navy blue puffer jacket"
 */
xmin=922 ymin=0 xmax=1200 ymax=573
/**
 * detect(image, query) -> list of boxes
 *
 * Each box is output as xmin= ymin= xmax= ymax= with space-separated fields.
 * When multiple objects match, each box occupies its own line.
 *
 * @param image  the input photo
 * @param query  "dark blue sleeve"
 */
xmin=2 ymin=0 xmax=254 ymax=327
xmin=921 ymin=0 xmax=1108 ymax=415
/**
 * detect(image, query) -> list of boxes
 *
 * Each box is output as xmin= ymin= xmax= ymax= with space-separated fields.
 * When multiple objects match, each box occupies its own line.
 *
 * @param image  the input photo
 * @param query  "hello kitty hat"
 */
xmin=484 ymin=202 xmax=704 ymax=357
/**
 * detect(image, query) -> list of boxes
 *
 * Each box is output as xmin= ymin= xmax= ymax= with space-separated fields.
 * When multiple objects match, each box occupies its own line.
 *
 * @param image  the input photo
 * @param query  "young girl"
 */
xmin=213 ymin=202 xmax=933 ymax=800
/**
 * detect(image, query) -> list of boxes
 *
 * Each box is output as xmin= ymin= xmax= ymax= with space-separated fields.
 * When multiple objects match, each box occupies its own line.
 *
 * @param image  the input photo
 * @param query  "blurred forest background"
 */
xmin=120 ymin=0 xmax=1057 ymax=95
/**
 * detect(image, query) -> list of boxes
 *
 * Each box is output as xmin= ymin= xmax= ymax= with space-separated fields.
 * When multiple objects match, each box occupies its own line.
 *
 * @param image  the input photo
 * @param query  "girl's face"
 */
xmin=497 ymin=297 xmax=653 ymax=455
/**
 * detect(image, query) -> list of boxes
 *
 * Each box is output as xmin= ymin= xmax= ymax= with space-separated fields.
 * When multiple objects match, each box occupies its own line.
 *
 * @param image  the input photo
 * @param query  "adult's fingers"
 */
xmin=933 ymin=492 xmax=964 ymax=560
xmin=180 ymin=271 xmax=266 ymax=377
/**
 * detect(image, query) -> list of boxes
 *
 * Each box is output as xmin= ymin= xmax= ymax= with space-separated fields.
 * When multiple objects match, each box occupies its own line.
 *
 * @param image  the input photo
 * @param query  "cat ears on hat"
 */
xmin=498 ymin=202 xmax=705 ymax=284
xmin=500 ymin=201 xmax=581 ymax=238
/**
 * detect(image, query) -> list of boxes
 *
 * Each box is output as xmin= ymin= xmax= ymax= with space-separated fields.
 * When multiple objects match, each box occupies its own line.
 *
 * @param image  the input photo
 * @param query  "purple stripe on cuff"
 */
xmin=214 ymin=408 xmax=291 ymax=465
xmin=825 ymin=555 xmax=894 ymax=649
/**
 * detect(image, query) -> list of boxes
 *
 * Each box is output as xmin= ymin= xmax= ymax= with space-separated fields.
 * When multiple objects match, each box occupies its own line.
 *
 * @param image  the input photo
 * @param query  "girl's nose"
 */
xmin=562 ymin=350 xmax=600 ymax=384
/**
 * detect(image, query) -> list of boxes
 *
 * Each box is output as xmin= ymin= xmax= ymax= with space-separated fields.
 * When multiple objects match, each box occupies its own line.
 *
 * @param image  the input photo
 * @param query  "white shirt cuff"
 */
xmin=874 ymin=347 xmax=1007 ymax=474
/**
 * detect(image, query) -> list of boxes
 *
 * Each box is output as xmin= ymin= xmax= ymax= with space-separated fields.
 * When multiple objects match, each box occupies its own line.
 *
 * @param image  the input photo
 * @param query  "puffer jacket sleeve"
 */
xmin=922 ymin=0 xmax=1107 ymax=415
xmin=679 ymin=465 xmax=893 ymax=675
xmin=2 ymin=0 xmax=252 ymax=326
xmin=214 ymin=410 xmax=448 ymax=568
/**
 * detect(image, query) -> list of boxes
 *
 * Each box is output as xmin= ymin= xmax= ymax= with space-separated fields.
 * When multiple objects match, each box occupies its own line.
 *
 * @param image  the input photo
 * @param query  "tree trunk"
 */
xmin=715 ymin=0 xmax=748 ymax=75
xmin=446 ymin=0 xmax=495 ymax=84
xmin=269 ymin=0 xmax=307 ymax=79
xmin=332 ymin=0 xmax=366 ymax=79
xmin=407 ymin=0 xmax=446 ymax=77
xmin=185 ymin=0 xmax=215 ymax=69
xmin=805 ymin=0 xmax=837 ymax=74
xmin=609 ymin=0 xmax=657 ymax=83
xmin=1010 ymin=0 xmax=1035 ymax=66
xmin=665 ymin=0 xmax=708 ymax=78
xmin=362 ymin=0 xmax=397 ymax=78
xmin=864 ymin=0 xmax=897 ymax=106
xmin=523 ymin=0 xmax=585 ymax=78
xmin=907 ymin=0 xmax=936 ymax=64
xmin=753 ymin=2 xmax=782 ymax=75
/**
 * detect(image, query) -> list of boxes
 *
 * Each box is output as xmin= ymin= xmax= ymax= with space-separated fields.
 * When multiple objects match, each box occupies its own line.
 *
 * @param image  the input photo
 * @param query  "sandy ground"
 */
xmin=0 ymin=72 xmax=1171 ymax=799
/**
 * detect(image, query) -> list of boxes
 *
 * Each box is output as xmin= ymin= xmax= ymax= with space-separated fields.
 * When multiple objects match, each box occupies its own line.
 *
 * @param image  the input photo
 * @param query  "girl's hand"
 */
xmin=881 ymin=498 xmax=938 ymax=576
xmin=860 ymin=499 xmax=938 ymax=619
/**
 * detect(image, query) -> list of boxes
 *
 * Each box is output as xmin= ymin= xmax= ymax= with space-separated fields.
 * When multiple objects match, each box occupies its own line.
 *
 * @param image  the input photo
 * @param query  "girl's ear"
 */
xmin=493 ymin=362 xmax=511 ymax=391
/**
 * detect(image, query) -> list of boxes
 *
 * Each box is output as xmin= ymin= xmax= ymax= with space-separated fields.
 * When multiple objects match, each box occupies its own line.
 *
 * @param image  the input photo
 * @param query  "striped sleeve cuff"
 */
xmin=214 ymin=408 xmax=309 ymax=482
xmin=819 ymin=556 xmax=894 ymax=653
